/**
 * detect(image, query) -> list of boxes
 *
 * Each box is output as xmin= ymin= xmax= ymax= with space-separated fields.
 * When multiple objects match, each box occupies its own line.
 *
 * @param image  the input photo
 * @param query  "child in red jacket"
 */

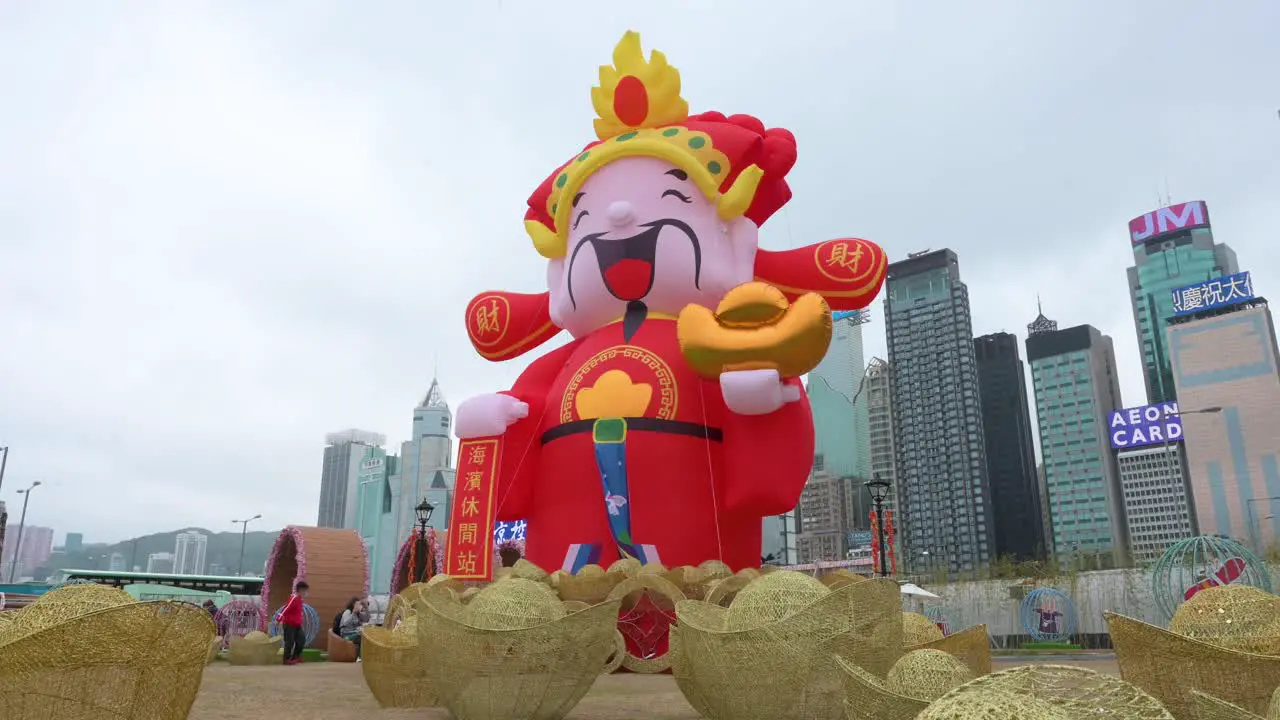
xmin=278 ymin=581 xmax=308 ymax=665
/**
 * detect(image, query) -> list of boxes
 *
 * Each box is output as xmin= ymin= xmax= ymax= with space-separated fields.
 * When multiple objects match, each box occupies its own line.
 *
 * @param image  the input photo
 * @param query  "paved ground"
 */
xmin=190 ymin=656 xmax=1121 ymax=720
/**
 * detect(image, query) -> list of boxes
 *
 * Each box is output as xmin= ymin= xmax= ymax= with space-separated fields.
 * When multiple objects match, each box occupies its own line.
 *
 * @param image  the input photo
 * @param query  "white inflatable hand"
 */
xmin=454 ymin=393 xmax=530 ymax=439
xmin=720 ymin=369 xmax=802 ymax=416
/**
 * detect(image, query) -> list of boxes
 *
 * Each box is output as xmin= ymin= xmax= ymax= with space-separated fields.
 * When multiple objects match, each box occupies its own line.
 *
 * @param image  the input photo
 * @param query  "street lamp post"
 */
xmin=0 ymin=446 xmax=9 ymax=495
xmin=7 ymin=481 xmax=41 ymax=583
xmin=232 ymin=515 xmax=262 ymax=576
xmin=864 ymin=476 xmax=892 ymax=577
xmin=411 ymin=499 xmax=435 ymax=584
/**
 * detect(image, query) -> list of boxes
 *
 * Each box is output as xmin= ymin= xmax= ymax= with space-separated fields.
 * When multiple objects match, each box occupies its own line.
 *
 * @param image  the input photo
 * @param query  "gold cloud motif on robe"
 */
xmin=576 ymin=370 xmax=653 ymax=419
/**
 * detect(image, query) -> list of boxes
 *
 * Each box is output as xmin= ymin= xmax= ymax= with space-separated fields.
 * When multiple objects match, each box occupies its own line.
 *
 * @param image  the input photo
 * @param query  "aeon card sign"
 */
xmin=1108 ymin=402 xmax=1184 ymax=449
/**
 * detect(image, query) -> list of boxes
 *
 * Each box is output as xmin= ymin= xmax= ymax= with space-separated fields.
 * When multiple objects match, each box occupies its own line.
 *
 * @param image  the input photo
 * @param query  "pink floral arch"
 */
xmin=261 ymin=525 xmax=369 ymax=650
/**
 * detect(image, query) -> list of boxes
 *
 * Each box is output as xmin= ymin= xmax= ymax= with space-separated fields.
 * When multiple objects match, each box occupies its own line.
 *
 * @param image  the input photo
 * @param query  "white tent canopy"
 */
xmin=899 ymin=582 xmax=940 ymax=599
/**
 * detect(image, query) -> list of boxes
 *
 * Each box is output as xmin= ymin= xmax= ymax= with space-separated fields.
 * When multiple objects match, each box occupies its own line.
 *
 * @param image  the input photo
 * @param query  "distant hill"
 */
xmin=38 ymin=528 xmax=282 ymax=580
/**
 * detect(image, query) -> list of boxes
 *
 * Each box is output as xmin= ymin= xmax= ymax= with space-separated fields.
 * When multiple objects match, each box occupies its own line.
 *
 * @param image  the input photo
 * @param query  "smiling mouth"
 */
xmin=590 ymin=225 xmax=660 ymax=302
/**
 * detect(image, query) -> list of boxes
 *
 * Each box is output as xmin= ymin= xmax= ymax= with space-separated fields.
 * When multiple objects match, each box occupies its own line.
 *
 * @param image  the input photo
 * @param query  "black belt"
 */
xmin=541 ymin=417 xmax=723 ymax=445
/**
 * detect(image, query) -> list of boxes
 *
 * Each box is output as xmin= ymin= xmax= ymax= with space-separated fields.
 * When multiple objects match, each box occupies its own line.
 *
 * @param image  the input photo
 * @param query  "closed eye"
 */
xmin=572 ymin=210 xmax=589 ymax=229
xmin=662 ymin=189 xmax=692 ymax=203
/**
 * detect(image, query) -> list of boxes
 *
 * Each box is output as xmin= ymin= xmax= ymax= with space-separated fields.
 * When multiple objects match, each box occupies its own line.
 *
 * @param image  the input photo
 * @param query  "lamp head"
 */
xmin=415 ymin=498 xmax=435 ymax=527
xmin=864 ymin=475 xmax=891 ymax=503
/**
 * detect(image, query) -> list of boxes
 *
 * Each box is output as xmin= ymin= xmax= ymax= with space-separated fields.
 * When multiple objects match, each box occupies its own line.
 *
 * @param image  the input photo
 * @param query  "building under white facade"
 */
xmin=356 ymin=378 xmax=455 ymax=593
xmin=173 ymin=531 xmax=208 ymax=575
xmin=317 ymin=429 xmax=387 ymax=529
xmin=1117 ymin=445 xmax=1194 ymax=566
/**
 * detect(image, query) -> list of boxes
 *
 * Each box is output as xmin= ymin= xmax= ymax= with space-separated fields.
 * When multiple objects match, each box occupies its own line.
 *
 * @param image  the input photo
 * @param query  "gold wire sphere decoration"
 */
xmin=885 ymin=648 xmax=975 ymax=701
xmin=1169 ymin=585 xmax=1280 ymax=655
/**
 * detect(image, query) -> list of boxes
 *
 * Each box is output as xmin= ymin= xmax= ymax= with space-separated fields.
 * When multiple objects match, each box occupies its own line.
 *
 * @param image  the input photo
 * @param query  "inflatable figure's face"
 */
xmin=547 ymin=156 xmax=758 ymax=337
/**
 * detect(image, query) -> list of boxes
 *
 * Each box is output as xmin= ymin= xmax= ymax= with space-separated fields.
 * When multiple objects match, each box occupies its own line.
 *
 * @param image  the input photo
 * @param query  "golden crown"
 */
xmin=526 ymin=32 xmax=763 ymax=259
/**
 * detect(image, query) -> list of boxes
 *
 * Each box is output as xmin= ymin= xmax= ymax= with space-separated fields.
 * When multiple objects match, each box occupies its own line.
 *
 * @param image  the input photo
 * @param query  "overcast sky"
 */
xmin=1 ymin=1 xmax=1276 ymax=544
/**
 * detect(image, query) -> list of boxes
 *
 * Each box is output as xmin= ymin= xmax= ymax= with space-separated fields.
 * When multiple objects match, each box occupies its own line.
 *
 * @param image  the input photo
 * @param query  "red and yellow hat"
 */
xmin=465 ymin=32 xmax=887 ymax=362
xmin=524 ymin=31 xmax=799 ymax=260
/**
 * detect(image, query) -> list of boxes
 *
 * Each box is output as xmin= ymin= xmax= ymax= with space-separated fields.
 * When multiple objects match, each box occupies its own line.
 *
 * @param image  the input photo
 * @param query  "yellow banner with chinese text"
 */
xmin=445 ymin=438 xmax=501 ymax=580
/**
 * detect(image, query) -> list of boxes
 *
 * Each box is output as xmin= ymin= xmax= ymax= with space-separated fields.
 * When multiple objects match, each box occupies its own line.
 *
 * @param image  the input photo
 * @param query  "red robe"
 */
xmin=491 ymin=316 xmax=813 ymax=573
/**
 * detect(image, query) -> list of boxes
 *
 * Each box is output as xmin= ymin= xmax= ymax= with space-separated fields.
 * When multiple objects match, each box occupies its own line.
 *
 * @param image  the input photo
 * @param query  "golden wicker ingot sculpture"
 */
xmin=1191 ymin=687 xmax=1280 ymax=720
xmin=1168 ymin=585 xmax=1280 ymax=656
xmin=704 ymin=570 xmax=757 ymax=607
xmin=909 ymin=624 xmax=993 ymax=678
xmin=673 ymin=572 xmax=903 ymax=720
xmin=416 ymin=578 xmax=624 ymax=720
xmin=0 ymin=594 xmax=215 ymax=720
xmin=903 ymin=611 xmax=945 ymax=646
xmin=493 ymin=559 xmax=551 ymax=583
xmin=820 ymin=569 xmax=866 ymax=591
xmin=1107 ymin=610 xmax=1280 ymax=719
xmin=836 ymin=647 xmax=976 ymax=720
xmin=919 ymin=664 xmax=1175 ymax=719
xmin=361 ymin=622 xmax=437 ymax=709
xmin=228 ymin=630 xmax=283 ymax=665
xmin=551 ymin=564 xmax=624 ymax=604
xmin=683 ymin=560 xmax=734 ymax=600
xmin=1 ymin=583 xmax=134 ymax=637
xmin=606 ymin=567 xmax=687 ymax=674
xmin=835 ymin=656 xmax=929 ymax=720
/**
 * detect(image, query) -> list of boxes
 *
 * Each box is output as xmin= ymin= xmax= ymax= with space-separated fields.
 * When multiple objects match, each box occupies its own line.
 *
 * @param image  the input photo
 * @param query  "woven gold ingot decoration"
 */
xmin=416 ymin=578 xmax=624 ymax=720
xmin=908 ymin=624 xmax=994 ymax=678
xmin=1108 ymin=609 xmax=1280 ymax=719
xmin=359 ymin=578 xmax=446 ymax=710
xmin=228 ymin=630 xmax=283 ymax=666
xmin=836 ymin=646 xmax=978 ymax=720
xmin=0 ymin=586 xmax=215 ymax=720
xmin=673 ymin=572 xmax=902 ymax=720
xmin=902 ymin=611 xmax=945 ymax=646
xmin=361 ymin=624 xmax=436 ymax=709
xmin=552 ymin=564 xmax=623 ymax=604
xmin=919 ymin=664 xmax=1174 ymax=719
xmin=1168 ymin=585 xmax=1280 ymax=656
xmin=1192 ymin=685 xmax=1280 ymax=720
xmin=820 ymin=569 xmax=866 ymax=591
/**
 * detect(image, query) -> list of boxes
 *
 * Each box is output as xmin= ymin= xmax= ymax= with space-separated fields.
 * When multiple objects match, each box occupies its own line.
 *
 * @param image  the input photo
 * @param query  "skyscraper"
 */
xmin=1125 ymin=200 xmax=1237 ymax=403
xmin=355 ymin=444 xmax=400 ymax=592
xmin=395 ymin=379 xmax=455 ymax=551
xmin=865 ymin=357 xmax=898 ymax=512
xmin=808 ymin=310 xmax=872 ymax=479
xmin=1026 ymin=322 xmax=1128 ymax=566
xmin=884 ymin=249 xmax=993 ymax=573
xmin=1169 ymin=298 xmax=1280 ymax=550
xmin=173 ymin=530 xmax=208 ymax=575
xmin=64 ymin=532 xmax=83 ymax=553
xmin=974 ymin=332 xmax=1045 ymax=560
xmin=317 ymin=429 xmax=386 ymax=529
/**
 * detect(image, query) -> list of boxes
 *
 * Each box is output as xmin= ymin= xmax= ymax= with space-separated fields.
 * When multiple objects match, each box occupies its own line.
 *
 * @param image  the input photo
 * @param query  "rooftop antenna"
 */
xmin=1163 ymin=176 xmax=1172 ymax=207
xmin=433 ymin=353 xmax=439 ymax=380
xmin=1037 ymin=294 xmax=1043 ymax=316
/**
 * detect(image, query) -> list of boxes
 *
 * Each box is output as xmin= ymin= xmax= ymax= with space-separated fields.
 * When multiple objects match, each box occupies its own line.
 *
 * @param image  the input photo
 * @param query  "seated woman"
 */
xmin=338 ymin=597 xmax=368 ymax=661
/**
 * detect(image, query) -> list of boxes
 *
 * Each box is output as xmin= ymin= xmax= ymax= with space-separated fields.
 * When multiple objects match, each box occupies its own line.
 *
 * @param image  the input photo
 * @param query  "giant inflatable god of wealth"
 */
xmin=447 ymin=31 xmax=886 ymax=578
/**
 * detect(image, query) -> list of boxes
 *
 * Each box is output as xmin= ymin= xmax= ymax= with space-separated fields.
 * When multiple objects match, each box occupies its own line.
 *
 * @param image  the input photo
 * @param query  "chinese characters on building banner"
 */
xmin=868 ymin=509 xmax=897 ymax=575
xmin=445 ymin=439 xmax=500 ymax=580
xmin=1170 ymin=271 xmax=1254 ymax=316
